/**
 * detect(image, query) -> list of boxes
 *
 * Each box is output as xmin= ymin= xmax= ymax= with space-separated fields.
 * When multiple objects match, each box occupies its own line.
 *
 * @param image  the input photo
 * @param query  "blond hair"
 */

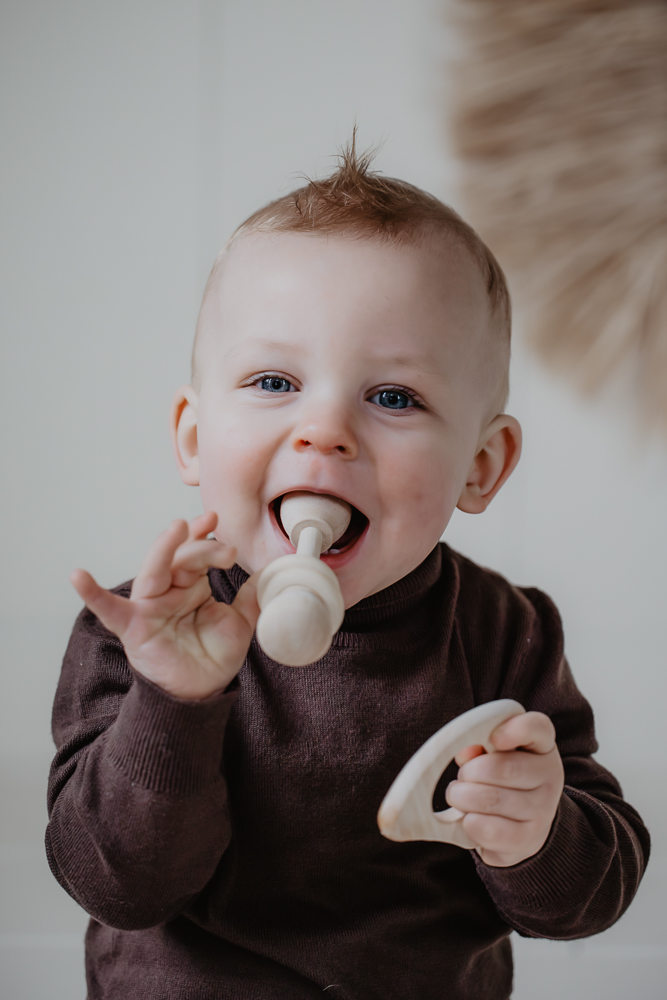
xmin=194 ymin=137 xmax=511 ymax=406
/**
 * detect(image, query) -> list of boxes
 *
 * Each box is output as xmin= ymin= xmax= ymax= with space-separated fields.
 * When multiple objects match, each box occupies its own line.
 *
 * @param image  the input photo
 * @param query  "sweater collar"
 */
xmin=221 ymin=544 xmax=443 ymax=630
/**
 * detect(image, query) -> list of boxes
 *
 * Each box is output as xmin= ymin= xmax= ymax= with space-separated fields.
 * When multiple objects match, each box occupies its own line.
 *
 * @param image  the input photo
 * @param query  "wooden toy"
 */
xmin=377 ymin=700 xmax=526 ymax=849
xmin=256 ymin=492 xmax=352 ymax=666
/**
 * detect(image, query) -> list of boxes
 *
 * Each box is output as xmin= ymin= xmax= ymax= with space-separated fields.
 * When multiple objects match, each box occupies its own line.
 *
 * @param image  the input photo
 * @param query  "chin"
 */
xmin=335 ymin=559 xmax=397 ymax=608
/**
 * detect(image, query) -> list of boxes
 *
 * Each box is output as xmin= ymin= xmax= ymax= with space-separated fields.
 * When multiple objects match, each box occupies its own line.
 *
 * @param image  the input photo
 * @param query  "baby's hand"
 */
xmin=445 ymin=712 xmax=564 ymax=867
xmin=70 ymin=512 xmax=260 ymax=700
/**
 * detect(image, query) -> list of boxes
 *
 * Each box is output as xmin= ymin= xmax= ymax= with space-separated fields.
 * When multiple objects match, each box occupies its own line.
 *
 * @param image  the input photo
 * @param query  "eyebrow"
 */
xmin=222 ymin=338 xmax=299 ymax=362
xmin=377 ymin=354 xmax=444 ymax=380
xmin=222 ymin=341 xmax=444 ymax=381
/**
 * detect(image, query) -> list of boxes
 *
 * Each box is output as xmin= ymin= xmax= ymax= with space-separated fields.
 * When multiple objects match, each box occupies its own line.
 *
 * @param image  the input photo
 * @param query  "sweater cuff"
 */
xmin=105 ymin=670 xmax=239 ymax=796
xmin=473 ymin=789 xmax=603 ymax=915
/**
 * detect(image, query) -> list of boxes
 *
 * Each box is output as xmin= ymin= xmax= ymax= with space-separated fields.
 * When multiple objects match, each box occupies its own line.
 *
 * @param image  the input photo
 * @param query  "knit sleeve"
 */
xmin=470 ymin=584 xmax=650 ymax=939
xmin=45 ymin=586 xmax=238 ymax=931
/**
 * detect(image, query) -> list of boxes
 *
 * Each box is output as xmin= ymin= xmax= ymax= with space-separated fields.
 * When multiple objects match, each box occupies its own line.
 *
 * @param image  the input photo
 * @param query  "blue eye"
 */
xmin=370 ymin=389 xmax=413 ymax=410
xmin=260 ymin=376 xmax=294 ymax=393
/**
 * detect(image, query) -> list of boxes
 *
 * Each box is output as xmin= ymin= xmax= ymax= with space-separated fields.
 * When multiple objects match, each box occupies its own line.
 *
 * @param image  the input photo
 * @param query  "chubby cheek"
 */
xmin=381 ymin=444 xmax=459 ymax=559
xmin=341 ymin=435 xmax=465 ymax=603
xmin=195 ymin=409 xmax=275 ymax=564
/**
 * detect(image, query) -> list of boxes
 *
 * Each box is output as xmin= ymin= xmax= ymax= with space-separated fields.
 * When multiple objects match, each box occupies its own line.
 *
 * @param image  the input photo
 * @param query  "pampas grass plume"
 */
xmin=449 ymin=0 xmax=667 ymax=429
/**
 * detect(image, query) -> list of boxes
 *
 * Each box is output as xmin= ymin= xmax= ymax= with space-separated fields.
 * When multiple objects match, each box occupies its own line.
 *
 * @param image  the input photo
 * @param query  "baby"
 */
xmin=47 ymin=145 xmax=649 ymax=999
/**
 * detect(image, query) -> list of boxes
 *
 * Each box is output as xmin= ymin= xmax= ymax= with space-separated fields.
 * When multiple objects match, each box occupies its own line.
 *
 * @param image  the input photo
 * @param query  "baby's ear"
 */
xmin=457 ymin=414 xmax=522 ymax=514
xmin=170 ymin=386 xmax=200 ymax=486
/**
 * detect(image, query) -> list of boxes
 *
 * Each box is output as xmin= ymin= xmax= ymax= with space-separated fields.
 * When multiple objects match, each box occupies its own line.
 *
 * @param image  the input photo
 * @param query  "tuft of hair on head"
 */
xmin=194 ymin=131 xmax=512 ymax=409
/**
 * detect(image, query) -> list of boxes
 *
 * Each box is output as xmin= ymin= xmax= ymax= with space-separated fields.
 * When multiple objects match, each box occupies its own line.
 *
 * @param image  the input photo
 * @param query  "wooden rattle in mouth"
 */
xmin=256 ymin=492 xmax=352 ymax=666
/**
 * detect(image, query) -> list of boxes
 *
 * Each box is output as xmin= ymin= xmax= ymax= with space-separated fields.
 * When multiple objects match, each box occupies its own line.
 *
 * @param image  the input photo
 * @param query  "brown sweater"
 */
xmin=46 ymin=544 xmax=649 ymax=1000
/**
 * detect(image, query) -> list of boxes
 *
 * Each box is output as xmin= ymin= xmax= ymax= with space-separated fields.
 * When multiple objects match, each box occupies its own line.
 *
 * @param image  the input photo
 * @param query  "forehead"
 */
xmin=200 ymin=231 xmax=492 ymax=372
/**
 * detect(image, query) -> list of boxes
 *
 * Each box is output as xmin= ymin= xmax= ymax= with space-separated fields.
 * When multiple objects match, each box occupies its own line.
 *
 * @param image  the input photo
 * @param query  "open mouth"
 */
xmin=271 ymin=494 xmax=369 ymax=556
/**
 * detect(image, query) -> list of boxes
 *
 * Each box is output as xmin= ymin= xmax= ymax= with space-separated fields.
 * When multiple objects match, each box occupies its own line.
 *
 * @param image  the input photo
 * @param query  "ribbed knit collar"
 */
xmin=221 ymin=544 xmax=444 ymax=631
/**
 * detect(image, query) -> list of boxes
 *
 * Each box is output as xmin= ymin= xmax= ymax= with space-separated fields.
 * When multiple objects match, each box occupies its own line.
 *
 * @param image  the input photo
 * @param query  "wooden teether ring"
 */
xmin=377 ymin=700 xmax=525 ymax=849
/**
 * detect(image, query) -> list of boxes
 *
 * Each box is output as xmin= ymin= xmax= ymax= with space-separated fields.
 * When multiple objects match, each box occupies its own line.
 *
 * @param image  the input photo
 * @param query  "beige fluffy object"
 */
xmin=449 ymin=0 xmax=667 ymax=427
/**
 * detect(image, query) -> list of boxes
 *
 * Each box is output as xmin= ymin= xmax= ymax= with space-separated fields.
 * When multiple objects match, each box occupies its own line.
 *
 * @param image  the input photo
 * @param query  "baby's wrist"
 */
xmin=128 ymin=660 xmax=240 ymax=703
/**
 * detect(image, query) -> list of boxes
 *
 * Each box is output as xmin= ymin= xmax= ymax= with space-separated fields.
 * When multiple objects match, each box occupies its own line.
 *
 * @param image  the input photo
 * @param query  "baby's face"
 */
xmin=177 ymin=232 xmax=500 ymax=606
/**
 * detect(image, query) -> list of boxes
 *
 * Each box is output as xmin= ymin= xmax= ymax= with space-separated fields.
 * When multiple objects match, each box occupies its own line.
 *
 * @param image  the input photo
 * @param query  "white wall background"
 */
xmin=1 ymin=1 xmax=665 ymax=997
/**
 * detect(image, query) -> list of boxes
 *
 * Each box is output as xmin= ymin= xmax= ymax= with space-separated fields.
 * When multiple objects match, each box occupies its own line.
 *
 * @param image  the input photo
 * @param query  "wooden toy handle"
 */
xmin=377 ymin=700 xmax=526 ymax=849
xmin=256 ymin=493 xmax=351 ymax=666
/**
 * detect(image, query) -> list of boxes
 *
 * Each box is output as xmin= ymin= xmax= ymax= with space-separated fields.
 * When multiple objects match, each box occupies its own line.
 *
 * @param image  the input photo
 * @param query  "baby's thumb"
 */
xmin=454 ymin=744 xmax=486 ymax=767
xmin=232 ymin=571 xmax=262 ymax=631
xmin=70 ymin=568 xmax=132 ymax=638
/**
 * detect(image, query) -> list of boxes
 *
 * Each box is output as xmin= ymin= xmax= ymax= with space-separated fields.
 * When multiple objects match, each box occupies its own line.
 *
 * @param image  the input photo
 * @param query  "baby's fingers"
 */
xmin=132 ymin=520 xmax=190 ymax=600
xmin=446 ymin=779 xmax=551 ymax=821
xmin=457 ymin=746 xmax=563 ymax=790
xmin=455 ymin=744 xmax=486 ymax=767
xmin=70 ymin=568 xmax=133 ymax=638
xmin=171 ymin=539 xmax=238 ymax=587
xmin=230 ymin=571 xmax=261 ymax=632
xmin=186 ymin=510 xmax=218 ymax=542
xmin=490 ymin=712 xmax=556 ymax=755
xmin=461 ymin=813 xmax=527 ymax=856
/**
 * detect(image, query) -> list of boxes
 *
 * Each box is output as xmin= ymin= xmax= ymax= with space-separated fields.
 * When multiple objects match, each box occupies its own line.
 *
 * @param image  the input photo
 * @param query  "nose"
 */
xmin=290 ymin=402 xmax=359 ymax=460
